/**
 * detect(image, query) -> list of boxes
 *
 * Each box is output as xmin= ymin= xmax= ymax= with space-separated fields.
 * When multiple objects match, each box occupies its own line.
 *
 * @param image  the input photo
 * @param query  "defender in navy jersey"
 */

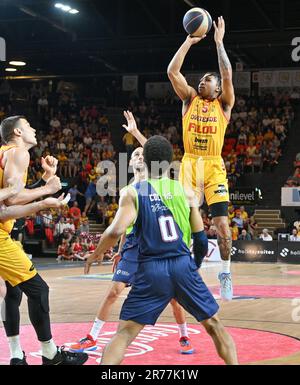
xmin=85 ymin=135 xmax=238 ymax=365
xmin=70 ymin=145 xmax=196 ymax=354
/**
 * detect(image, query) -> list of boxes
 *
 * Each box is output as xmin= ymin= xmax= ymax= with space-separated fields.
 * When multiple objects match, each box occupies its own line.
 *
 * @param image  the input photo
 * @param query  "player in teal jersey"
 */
xmin=85 ymin=136 xmax=238 ymax=365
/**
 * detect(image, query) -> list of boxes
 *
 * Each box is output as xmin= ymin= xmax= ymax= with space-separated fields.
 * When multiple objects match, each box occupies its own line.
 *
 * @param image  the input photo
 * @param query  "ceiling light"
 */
xmin=55 ymin=3 xmax=63 ymax=8
xmin=5 ymin=68 xmax=17 ymax=72
xmin=69 ymin=9 xmax=79 ymax=14
xmin=9 ymin=61 xmax=26 ymax=66
xmin=61 ymin=5 xmax=71 ymax=12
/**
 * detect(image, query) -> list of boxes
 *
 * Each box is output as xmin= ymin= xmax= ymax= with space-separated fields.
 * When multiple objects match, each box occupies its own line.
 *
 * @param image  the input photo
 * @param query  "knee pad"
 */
xmin=5 ymin=282 xmax=22 ymax=306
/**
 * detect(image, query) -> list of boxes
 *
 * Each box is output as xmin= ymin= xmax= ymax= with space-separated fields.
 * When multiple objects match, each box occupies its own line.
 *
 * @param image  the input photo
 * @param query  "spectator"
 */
xmin=238 ymin=229 xmax=252 ymax=241
xmin=54 ymin=217 xmax=68 ymax=239
xmin=84 ymin=180 xmax=97 ymax=214
xmin=123 ymin=131 xmax=135 ymax=158
xmin=239 ymin=206 xmax=249 ymax=222
xmin=68 ymin=185 xmax=84 ymax=207
xmin=231 ymin=211 xmax=244 ymax=233
xmin=69 ymin=201 xmax=82 ymax=229
xmin=57 ymin=239 xmax=72 ymax=262
xmin=290 ymin=228 xmax=300 ymax=242
xmin=259 ymin=228 xmax=273 ymax=241
xmin=71 ymin=236 xmax=85 ymax=260
xmin=79 ymin=219 xmax=90 ymax=234
xmin=230 ymin=222 xmax=239 ymax=241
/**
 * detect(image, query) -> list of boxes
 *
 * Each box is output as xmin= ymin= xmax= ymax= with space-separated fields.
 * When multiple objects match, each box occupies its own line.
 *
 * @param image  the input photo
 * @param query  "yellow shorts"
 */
xmin=179 ymin=154 xmax=229 ymax=207
xmin=0 ymin=233 xmax=37 ymax=287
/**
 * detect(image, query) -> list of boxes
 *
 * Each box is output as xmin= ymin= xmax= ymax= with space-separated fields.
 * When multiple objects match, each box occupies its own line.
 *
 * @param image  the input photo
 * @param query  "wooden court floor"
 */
xmin=1 ymin=261 xmax=300 ymax=365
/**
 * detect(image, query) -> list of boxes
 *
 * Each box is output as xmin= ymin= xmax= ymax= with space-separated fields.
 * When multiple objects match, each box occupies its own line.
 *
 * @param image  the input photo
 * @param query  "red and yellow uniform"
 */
xmin=179 ymin=96 xmax=229 ymax=206
xmin=0 ymin=145 xmax=37 ymax=286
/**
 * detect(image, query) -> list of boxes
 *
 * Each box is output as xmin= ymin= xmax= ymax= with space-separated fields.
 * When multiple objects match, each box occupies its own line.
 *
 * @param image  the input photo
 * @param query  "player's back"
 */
xmin=132 ymin=177 xmax=191 ymax=261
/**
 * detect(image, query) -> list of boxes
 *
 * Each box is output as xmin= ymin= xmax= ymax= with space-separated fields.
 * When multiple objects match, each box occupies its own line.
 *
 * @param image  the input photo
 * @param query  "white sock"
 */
xmin=178 ymin=323 xmax=189 ymax=338
xmin=89 ymin=318 xmax=105 ymax=341
xmin=221 ymin=260 xmax=231 ymax=274
xmin=8 ymin=335 xmax=23 ymax=360
xmin=41 ymin=339 xmax=57 ymax=360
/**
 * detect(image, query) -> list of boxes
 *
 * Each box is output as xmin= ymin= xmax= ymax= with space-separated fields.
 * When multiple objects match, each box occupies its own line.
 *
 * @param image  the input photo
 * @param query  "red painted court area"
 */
xmin=1 ymin=322 xmax=300 ymax=365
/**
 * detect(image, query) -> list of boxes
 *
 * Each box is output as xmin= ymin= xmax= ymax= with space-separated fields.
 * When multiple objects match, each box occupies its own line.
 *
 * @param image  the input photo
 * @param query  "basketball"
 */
xmin=183 ymin=7 xmax=212 ymax=37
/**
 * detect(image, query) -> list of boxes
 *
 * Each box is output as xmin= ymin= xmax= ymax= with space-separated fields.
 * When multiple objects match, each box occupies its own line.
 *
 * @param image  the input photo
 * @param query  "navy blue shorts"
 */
xmin=120 ymin=255 xmax=219 ymax=325
xmin=112 ymin=259 xmax=138 ymax=285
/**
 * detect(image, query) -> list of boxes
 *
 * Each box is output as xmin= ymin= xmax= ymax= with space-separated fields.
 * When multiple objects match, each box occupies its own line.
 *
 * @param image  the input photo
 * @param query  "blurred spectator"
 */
xmin=231 ymin=211 xmax=244 ymax=233
xmin=84 ymin=180 xmax=97 ymax=214
xmin=259 ymin=228 xmax=273 ymax=241
xmin=68 ymin=185 xmax=84 ymax=207
xmin=57 ymin=239 xmax=72 ymax=262
xmin=69 ymin=202 xmax=81 ymax=229
xmin=79 ymin=219 xmax=90 ymax=234
xmin=290 ymin=228 xmax=300 ymax=242
xmin=238 ymin=229 xmax=252 ymax=241
xmin=71 ymin=236 xmax=85 ymax=260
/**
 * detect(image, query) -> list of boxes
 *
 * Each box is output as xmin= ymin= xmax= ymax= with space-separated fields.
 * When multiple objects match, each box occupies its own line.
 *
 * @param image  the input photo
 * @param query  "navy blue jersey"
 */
xmin=120 ymin=231 xmax=138 ymax=262
xmin=132 ymin=178 xmax=191 ymax=261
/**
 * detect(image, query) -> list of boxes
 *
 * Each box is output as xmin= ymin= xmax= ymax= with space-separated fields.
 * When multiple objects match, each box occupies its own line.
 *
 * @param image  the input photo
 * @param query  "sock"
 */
xmin=8 ymin=335 xmax=23 ymax=360
xmin=178 ymin=323 xmax=189 ymax=338
xmin=89 ymin=318 xmax=105 ymax=341
xmin=221 ymin=260 xmax=231 ymax=274
xmin=41 ymin=339 xmax=57 ymax=360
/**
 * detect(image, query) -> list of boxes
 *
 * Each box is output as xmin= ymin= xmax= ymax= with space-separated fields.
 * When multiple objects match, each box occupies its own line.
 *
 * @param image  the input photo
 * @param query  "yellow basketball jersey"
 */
xmin=0 ymin=145 xmax=27 ymax=235
xmin=182 ymin=96 xmax=229 ymax=157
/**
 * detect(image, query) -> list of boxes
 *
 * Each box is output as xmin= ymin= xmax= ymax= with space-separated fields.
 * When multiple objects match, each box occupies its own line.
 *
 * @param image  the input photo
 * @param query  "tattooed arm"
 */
xmin=214 ymin=16 xmax=235 ymax=115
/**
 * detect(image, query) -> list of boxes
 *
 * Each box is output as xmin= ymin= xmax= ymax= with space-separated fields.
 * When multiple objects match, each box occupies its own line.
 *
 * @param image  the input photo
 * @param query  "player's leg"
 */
xmin=210 ymin=203 xmax=233 ymax=301
xmin=201 ymin=314 xmax=238 ymax=365
xmin=1 ymin=238 xmax=88 ymax=365
xmin=173 ymin=254 xmax=237 ymax=364
xmin=101 ymin=320 xmax=144 ymax=365
xmin=2 ymin=281 xmax=26 ymax=364
xmin=69 ymin=281 xmax=127 ymax=352
xmin=205 ymin=161 xmax=233 ymax=300
xmin=19 ymin=273 xmax=88 ymax=365
xmin=170 ymin=299 xmax=194 ymax=354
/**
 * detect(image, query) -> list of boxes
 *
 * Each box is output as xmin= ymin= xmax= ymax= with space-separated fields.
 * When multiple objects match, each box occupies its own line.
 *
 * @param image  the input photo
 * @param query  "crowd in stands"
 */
xmin=284 ymin=151 xmax=300 ymax=187
xmin=202 ymin=204 xmax=258 ymax=241
xmin=0 ymin=83 xmax=297 ymax=257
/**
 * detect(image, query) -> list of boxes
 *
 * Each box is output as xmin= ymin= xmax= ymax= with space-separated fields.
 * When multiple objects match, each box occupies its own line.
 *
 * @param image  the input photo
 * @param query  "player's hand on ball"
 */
xmin=45 ymin=175 xmax=61 ymax=194
xmin=122 ymin=111 xmax=138 ymax=134
xmin=213 ymin=16 xmax=225 ymax=44
xmin=111 ymin=253 xmax=121 ymax=272
xmin=186 ymin=34 xmax=206 ymax=46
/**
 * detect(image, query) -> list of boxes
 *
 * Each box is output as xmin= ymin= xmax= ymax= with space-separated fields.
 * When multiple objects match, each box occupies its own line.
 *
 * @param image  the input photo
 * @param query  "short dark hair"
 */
xmin=0 ymin=115 xmax=25 ymax=144
xmin=144 ymin=135 xmax=173 ymax=177
xmin=202 ymin=72 xmax=222 ymax=96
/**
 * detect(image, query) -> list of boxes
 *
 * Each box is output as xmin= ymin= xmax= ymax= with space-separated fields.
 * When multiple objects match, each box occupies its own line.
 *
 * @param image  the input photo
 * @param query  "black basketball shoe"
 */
xmin=10 ymin=352 xmax=28 ymax=365
xmin=42 ymin=347 xmax=88 ymax=365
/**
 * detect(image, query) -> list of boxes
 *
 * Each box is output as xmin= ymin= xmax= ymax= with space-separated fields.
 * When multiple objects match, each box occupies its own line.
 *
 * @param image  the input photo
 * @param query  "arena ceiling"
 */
xmin=0 ymin=0 xmax=299 ymax=77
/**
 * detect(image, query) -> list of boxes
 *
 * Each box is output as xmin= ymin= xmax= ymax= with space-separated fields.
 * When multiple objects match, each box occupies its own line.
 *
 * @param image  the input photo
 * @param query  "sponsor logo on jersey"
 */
xmin=214 ymin=184 xmax=227 ymax=196
xmin=187 ymin=123 xmax=217 ymax=134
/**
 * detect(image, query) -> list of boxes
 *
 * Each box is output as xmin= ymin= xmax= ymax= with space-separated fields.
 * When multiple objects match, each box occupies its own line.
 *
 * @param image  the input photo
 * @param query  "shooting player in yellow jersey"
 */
xmin=166 ymin=16 xmax=235 ymax=300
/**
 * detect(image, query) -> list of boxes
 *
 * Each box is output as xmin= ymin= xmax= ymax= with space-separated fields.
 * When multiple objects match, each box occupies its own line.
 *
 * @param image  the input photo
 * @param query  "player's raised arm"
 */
xmin=123 ymin=110 xmax=147 ymax=147
xmin=84 ymin=187 xmax=137 ymax=274
xmin=3 ymin=148 xmax=61 ymax=206
xmin=167 ymin=36 xmax=203 ymax=103
xmin=214 ymin=16 xmax=235 ymax=112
